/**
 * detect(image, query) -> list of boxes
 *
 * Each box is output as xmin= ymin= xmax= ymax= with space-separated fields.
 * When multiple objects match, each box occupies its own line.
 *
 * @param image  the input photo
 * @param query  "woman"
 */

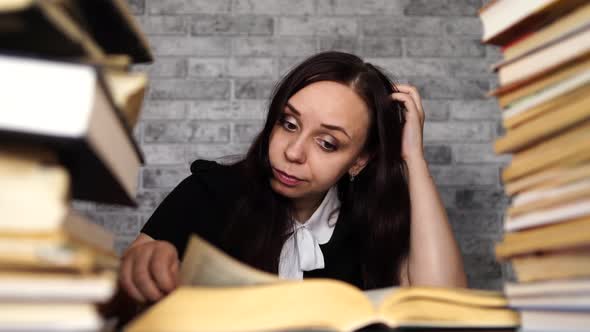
xmin=120 ymin=51 xmax=467 ymax=304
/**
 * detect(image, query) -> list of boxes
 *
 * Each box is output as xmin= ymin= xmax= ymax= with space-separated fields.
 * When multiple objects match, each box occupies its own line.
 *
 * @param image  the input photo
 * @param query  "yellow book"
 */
xmin=496 ymin=216 xmax=590 ymax=259
xmin=495 ymin=89 xmax=590 ymax=153
xmin=501 ymin=120 xmax=590 ymax=182
xmin=511 ymin=249 xmax=590 ymax=282
xmin=504 ymin=163 xmax=590 ymax=196
xmin=502 ymin=79 xmax=590 ymax=130
xmin=508 ymin=179 xmax=590 ymax=217
xmin=497 ymin=56 xmax=590 ymax=108
xmin=124 ymin=235 xmax=519 ymax=332
xmin=502 ymin=3 xmax=590 ymax=62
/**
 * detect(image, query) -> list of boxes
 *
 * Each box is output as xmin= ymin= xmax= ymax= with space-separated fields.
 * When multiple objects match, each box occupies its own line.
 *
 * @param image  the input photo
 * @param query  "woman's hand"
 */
xmin=120 ymin=237 xmax=180 ymax=303
xmin=391 ymin=84 xmax=425 ymax=163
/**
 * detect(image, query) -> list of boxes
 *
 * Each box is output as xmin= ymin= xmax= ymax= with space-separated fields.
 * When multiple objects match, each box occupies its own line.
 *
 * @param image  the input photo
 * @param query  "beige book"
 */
xmin=497 ymin=55 xmax=590 ymax=107
xmin=496 ymin=216 xmax=590 ymax=259
xmin=508 ymin=179 xmax=590 ymax=217
xmin=502 ymin=81 xmax=590 ymax=130
xmin=0 ymin=241 xmax=119 ymax=273
xmin=520 ymin=310 xmax=590 ymax=332
xmin=124 ymin=235 xmax=518 ymax=332
xmin=495 ymin=87 xmax=590 ymax=153
xmin=509 ymin=292 xmax=590 ymax=311
xmin=497 ymin=27 xmax=590 ymax=86
xmin=0 ymin=270 xmax=116 ymax=302
xmin=478 ymin=0 xmax=584 ymax=46
xmin=504 ymin=278 xmax=590 ymax=297
xmin=0 ymin=211 xmax=119 ymax=273
xmin=0 ymin=149 xmax=70 ymax=233
xmin=0 ymin=54 xmax=142 ymax=205
xmin=511 ymin=249 xmax=590 ymax=283
xmin=504 ymin=198 xmax=590 ymax=232
xmin=501 ymin=120 xmax=590 ymax=182
xmin=504 ymin=163 xmax=590 ymax=196
xmin=0 ymin=302 xmax=102 ymax=331
xmin=502 ymin=3 xmax=590 ymax=62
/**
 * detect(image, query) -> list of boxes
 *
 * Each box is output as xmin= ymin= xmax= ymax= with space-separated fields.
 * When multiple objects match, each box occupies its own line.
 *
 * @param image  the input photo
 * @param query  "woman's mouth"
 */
xmin=272 ymin=168 xmax=303 ymax=187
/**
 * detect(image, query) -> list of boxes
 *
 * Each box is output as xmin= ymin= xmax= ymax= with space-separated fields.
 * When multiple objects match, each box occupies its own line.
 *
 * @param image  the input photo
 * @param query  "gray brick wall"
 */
xmin=78 ymin=0 xmax=510 ymax=290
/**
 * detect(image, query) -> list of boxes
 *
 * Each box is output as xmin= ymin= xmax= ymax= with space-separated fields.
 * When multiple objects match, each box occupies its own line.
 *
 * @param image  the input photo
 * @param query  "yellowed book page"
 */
xmin=125 ymin=280 xmax=377 ymax=332
xmin=496 ymin=216 xmax=590 ymax=259
xmin=495 ymin=92 xmax=590 ymax=153
xmin=180 ymin=234 xmax=279 ymax=287
xmin=379 ymin=299 xmax=519 ymax=329
xmin=513 ymin=250 xmax=590 ymax=282
xmin=103 ymin=71 xmax=147 ymax=128
xmin=381 ymin=287 xmax=508 ymax=308
xmin=376 ymin=287 xmax=516 ymax=328
xmin=364 ymin=286 xmax=398 ymax=308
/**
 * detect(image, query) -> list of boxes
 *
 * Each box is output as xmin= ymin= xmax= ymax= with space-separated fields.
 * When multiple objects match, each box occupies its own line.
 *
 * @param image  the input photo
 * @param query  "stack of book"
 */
xmin=0 ymin=0 xmax=152 ymax=331
xmin=479 ymin=1 xmax=590 ymax=331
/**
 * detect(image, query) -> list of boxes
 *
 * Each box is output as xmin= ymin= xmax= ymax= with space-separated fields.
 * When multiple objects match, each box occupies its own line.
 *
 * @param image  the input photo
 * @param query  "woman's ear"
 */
xmin=348 ymin=151 xmax=371 ymax=177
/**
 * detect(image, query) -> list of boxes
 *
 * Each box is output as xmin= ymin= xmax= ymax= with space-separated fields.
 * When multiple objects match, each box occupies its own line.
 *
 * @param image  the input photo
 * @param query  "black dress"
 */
xmin=141 ymin=159 xmax=367 ymax=289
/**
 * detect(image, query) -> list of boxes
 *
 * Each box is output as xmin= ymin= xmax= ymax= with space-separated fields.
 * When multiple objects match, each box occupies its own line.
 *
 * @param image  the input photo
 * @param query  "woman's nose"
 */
xmin=284 ymin=138 xmax=306 ymax=164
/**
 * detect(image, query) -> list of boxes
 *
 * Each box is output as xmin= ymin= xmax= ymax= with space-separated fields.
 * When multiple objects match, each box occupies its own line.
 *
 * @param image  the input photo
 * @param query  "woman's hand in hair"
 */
xmin=119 ymin=233 xmax=180 ymax=303
xmin=391 ymin=84 xmax=425 ymax=163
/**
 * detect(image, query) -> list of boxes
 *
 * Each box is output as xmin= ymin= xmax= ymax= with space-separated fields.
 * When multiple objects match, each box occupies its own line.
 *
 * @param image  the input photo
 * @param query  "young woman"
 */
xmin=120 ymin=51 xmax=467 ymax=304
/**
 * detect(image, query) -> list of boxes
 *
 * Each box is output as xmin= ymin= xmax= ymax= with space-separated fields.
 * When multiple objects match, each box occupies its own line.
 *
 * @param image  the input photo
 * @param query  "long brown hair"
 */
xmin=221 ymin=51 xmax=411 ymax=289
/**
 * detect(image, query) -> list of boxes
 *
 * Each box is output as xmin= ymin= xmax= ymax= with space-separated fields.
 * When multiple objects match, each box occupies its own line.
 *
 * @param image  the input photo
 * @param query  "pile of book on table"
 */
xmin=479 ymin=1 xmax=590 ymax=331
xmin=0 ymin=0 xmax=152 ymax=331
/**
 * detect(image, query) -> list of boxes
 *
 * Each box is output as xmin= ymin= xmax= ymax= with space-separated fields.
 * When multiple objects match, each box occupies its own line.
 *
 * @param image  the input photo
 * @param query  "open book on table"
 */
xmin=124 ymin=235 xmax=519 ymax=332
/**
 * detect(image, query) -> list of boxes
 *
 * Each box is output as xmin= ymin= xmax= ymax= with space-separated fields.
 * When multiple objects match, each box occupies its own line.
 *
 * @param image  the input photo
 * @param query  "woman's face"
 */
xmin=268 ymin=80 xmax=371 ymax=201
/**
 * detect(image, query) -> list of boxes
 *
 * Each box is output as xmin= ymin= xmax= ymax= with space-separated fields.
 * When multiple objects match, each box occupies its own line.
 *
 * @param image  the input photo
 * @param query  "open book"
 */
xmin=124 ymin=235 xmax=519 ymax=332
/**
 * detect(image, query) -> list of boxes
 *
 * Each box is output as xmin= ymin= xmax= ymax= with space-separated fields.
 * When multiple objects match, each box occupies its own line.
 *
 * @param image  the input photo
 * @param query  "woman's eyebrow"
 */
xmin=286 ymin=102 xmax=351 ymax=139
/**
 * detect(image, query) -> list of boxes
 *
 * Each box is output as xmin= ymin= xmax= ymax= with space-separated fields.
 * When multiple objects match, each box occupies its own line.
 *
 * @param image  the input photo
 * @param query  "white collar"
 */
xmin=292 ymin=185 xmax=340 ymax=244
xmin=279 ymin=186 xmax=341 ymax=279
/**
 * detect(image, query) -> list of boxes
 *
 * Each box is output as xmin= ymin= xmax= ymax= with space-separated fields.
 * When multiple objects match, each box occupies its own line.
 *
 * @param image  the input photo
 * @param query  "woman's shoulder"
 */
xmin=188 ymin=158 xmax=247 ymax=196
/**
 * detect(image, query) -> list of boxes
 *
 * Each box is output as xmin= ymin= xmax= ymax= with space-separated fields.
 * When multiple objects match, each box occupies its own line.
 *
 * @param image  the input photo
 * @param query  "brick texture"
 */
xmin=82 ymin=0 xmax=508 ymax=290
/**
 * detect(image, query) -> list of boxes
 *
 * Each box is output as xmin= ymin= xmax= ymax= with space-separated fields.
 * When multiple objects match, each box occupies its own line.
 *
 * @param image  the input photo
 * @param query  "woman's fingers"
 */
xmin=120 ymin=252 xmax=146 ymax=303
xmin=131 ymin=245 xmax=164 ymax=302
xmin=395 ymin=84 xmax=424 ymax=122
xmin=391 ymin=92 xmax=420 ymax=119
xmin=391 ymin=92 xmax=420 ymax=121
xmin=149 ymin=243 xmax=179 ymax=293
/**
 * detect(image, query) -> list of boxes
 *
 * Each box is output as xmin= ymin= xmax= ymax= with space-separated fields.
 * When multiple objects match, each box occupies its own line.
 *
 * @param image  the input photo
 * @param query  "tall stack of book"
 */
xmin=479 ymin=1 xmax=590 ymax=331
xmin=0 ymin=0 xmax=152 ymax=331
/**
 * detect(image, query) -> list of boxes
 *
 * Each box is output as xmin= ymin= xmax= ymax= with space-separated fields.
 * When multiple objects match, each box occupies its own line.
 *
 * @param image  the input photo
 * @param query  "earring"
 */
xmin=349 ymin=172 xmax=355 ymax=182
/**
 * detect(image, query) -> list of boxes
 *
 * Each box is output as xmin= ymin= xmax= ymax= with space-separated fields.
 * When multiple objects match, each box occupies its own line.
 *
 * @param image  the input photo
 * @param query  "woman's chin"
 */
xmin=270 ymin=178 xmax=306 ymax=198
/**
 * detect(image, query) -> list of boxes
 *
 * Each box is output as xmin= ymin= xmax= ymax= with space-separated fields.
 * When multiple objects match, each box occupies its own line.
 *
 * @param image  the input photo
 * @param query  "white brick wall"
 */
xmin=78 ymin=0 xmax=511 ymax=289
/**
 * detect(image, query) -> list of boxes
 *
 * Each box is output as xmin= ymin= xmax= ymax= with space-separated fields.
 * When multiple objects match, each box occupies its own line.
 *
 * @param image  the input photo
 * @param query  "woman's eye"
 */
xmin=279 ymin=115 xmax=298 ymax=132
xmin=316 ymin=138 xmax=337 ymax=152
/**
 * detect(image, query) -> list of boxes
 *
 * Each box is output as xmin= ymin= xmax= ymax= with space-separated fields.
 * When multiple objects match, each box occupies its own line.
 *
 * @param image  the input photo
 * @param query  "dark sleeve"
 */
xmin=140 ymin=175 xmax=205 ymax=256
xmin=141 ymin=160 xmax=242 ymax=257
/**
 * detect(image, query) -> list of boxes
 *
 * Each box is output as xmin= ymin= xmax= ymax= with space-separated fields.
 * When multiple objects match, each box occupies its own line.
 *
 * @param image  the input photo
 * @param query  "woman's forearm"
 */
xmin=405 ymin=156 xmax=467 ymax=287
